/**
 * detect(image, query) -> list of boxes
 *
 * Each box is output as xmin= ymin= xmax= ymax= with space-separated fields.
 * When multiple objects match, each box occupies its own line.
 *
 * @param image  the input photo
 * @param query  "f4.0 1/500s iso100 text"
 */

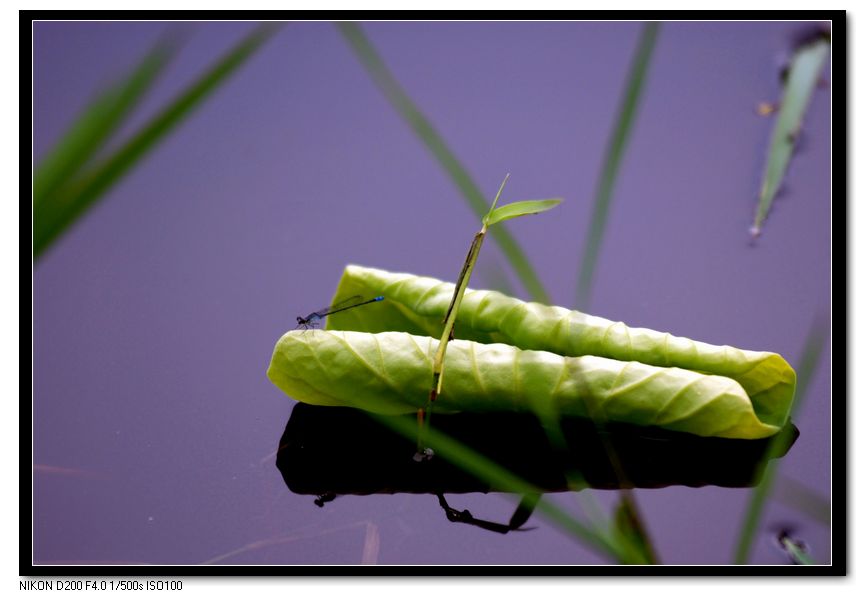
xmin=20 ymin=581 xmax=182 ymax=592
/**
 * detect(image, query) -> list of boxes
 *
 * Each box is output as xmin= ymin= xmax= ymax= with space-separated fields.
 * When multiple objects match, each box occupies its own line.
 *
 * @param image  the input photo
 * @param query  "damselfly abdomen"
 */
xmin=295 ymin=295 xmax=384 ymax=329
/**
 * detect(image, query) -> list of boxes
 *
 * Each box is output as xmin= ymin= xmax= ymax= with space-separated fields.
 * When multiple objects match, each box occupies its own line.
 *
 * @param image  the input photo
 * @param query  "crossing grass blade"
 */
xmin=368 ymin=411 xmax=627 ymax=562
xmin=732 ymin=313 xmax=829 ymax=564
xmin=337 ymin=21 xmax=551 ymax=304
xmin=571 ymin=21 xmax=660 ymax=557
xmin=576 ymin=22 xmax=660 ymax=310
xmin=612 ymin=492 xmax=658 ymax=564
xmin=34 ymin=23 xmax=281 ymax=261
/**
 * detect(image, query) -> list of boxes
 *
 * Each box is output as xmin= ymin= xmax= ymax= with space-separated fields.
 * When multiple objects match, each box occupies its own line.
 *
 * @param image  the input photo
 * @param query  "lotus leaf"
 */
xmin=267 ymin=265 xmax=796 ymax=439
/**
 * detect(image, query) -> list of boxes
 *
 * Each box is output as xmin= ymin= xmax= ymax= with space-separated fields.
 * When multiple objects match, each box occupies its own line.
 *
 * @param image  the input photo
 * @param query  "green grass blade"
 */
xmin=369 ymin=411 xmax=625 ymax=562
xmin=477 ymin=258 xmax=517 ymax=297
xmin=751 ymin=38 xmax=829 ymax=238
xmin=34 ymin=23 xmax=281 ymax=261
xmin=576 ymin=22 xmax=660 ymax=310
xmin=612 ymin=493 xmax=659 ymax=564
xmin=34 ymin=36 xmax=177 ymax=207
xmin=337 ymin=22 xmax=551 ymax=304
xmin=774 ymin=474 xmax=831 ymax=526
xmin=483 ymin=172 xmax=511 ymax=220
xmin=484 ymin=198 xmax=563 ymax=227
xmin=781 ymin=536 xmax=816 ymax=565
xmin=570 ymin=22 xmax=661 ymax=561
xmin=732 ymin=313 xmax=829 ymax=564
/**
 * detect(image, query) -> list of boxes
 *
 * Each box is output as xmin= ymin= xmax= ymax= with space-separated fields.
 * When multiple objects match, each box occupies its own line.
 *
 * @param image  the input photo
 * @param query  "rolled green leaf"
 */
xmin=268 ymin=330 xmax=788 ymax=439
xmin=267 ymin=265 xmax=795 ymax=438
xmin=329 ymin=266 xmax=794 ymax=426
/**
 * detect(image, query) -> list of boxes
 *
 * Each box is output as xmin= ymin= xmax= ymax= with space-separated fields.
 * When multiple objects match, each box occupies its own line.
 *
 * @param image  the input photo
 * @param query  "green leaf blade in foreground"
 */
xmin=323 ymin=264 xmax=795 ymax=434
xmin=751 ymin=38 xmax=829 ymax=237
xmin=268 ymin=329 xmax=787 ymax=439
xmin=33 ymin=38 xmax=176 ymax=207
xmin=34 ymin=23 xmax=280 ymax=261
xmin=483 ymin=198 xmax=563 ymax=226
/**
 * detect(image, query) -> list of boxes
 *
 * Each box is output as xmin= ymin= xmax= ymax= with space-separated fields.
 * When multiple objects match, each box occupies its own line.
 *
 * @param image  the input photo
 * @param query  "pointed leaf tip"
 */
xmin=485 ymin=198 xmax=563 ymax=226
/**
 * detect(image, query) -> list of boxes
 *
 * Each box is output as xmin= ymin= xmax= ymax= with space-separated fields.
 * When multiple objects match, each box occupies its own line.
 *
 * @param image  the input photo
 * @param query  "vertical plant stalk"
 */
xmin=576 ymin=21 xmax=660 ymax=310
xmin=417 ymin=175 xmax=510 ymax=456
xmin=732 ymin=313 xmax=829 ymax=564
xmin=337 ymin=22 xmax=551 ymax=304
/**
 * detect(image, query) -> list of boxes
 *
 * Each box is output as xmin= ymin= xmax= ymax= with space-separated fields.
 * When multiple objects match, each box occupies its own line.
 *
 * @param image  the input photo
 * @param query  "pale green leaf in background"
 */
xmin=780 ymin=536 xmax=816 ymax=565
xmin=751 ymin=36 xmax=829 ymax=237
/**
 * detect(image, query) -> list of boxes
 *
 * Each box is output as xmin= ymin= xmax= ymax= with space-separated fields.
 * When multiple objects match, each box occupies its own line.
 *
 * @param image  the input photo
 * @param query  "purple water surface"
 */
xmin=32 ymin=20 xmax=832 ymax=566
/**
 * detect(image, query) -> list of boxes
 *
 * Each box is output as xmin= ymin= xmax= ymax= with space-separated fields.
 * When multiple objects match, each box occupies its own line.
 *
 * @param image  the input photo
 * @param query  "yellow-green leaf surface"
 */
xmin=268 ymin=265 xmax=796 ymax=439
xmin=269 ymin=330 xmax=783 ymax=438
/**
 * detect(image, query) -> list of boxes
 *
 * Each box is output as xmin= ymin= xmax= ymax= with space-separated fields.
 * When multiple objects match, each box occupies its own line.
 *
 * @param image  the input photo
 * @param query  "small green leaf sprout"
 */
xmin=417 ymin=174 xmax=563 ymax=457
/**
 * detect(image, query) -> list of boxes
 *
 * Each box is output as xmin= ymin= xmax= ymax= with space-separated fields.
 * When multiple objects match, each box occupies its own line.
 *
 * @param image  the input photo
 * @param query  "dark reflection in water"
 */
xmin=277 ymin=403 xmax=798 ymax=506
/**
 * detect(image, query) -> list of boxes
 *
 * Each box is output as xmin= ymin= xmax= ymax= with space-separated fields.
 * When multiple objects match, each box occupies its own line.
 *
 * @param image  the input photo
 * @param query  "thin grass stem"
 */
xmin=371 ymin=412 xmax=626 ymax=561
xmin=732 ymin=313 xmax=829 ymax=564
xmin=576 ymin=22 xmax=660 ymax=310
xmin=337 ymin=22 xmax=550 ymax=304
